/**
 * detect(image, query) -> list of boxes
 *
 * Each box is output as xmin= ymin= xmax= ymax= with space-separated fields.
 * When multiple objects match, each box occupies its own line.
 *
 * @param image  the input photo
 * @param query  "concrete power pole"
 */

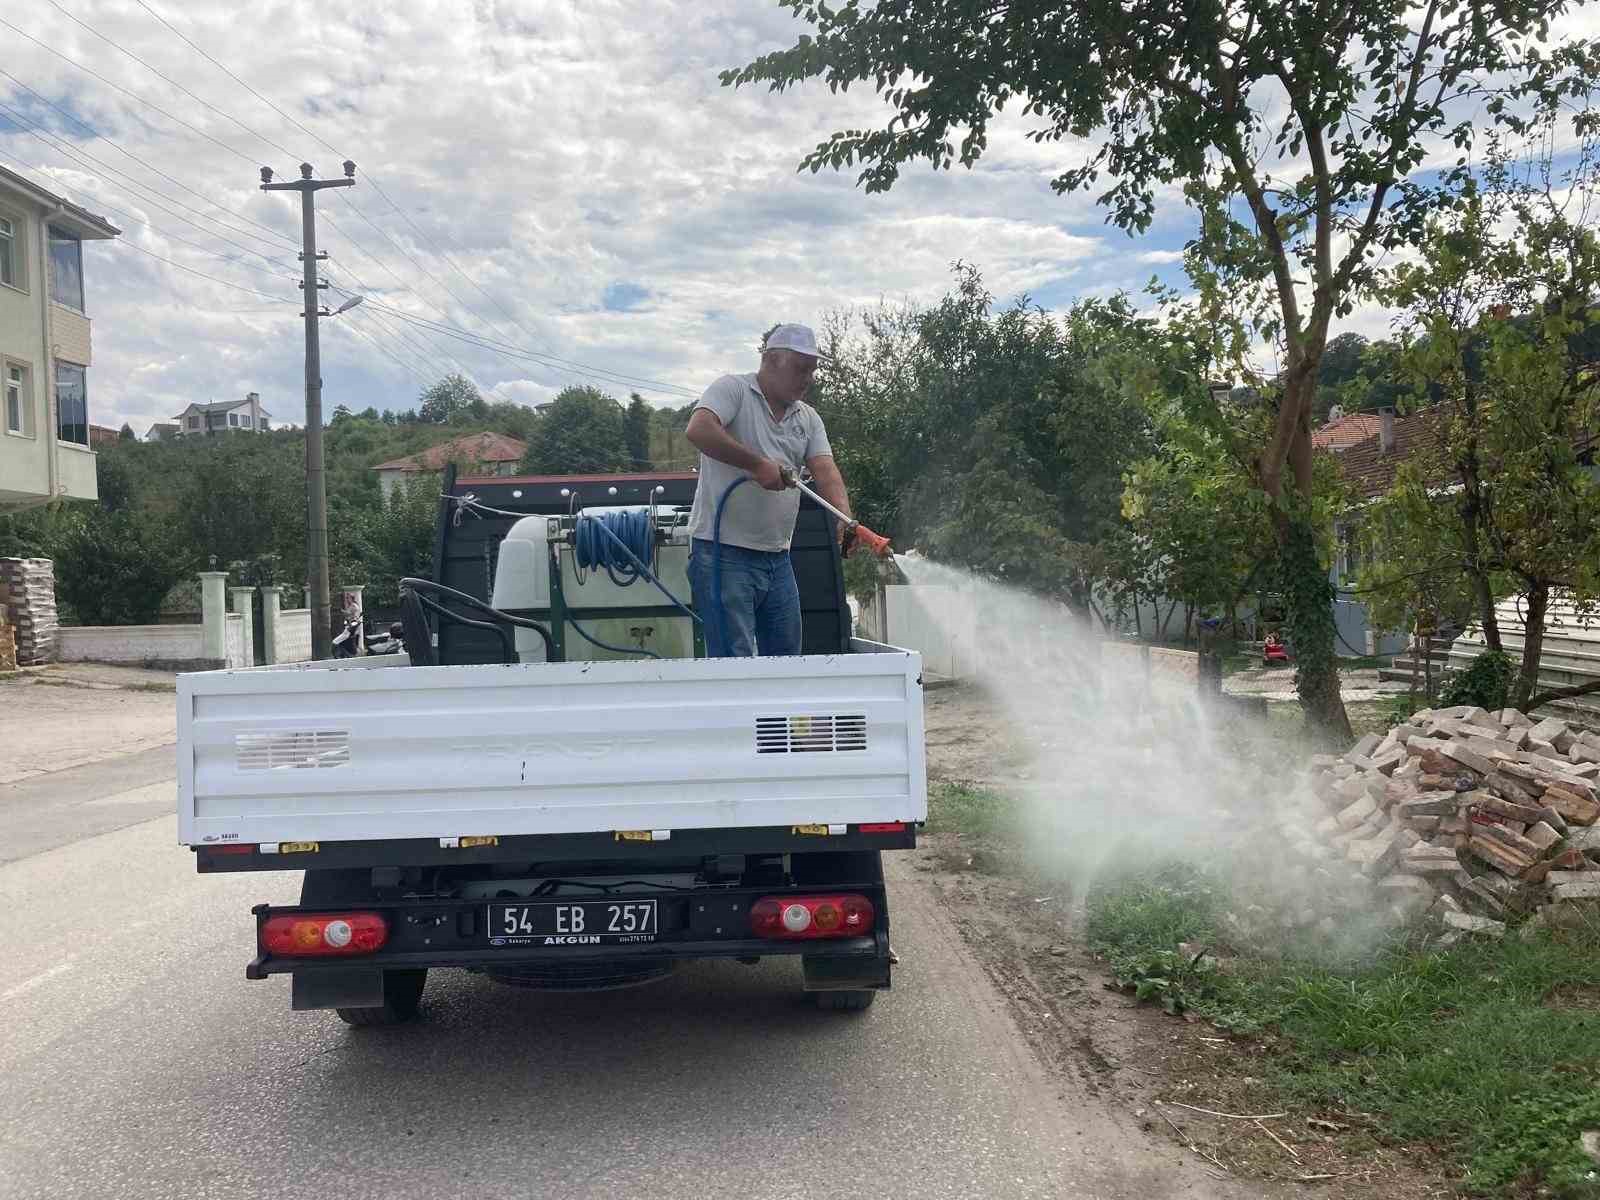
xmin=260 ymin=161 xmax=355 ymax=660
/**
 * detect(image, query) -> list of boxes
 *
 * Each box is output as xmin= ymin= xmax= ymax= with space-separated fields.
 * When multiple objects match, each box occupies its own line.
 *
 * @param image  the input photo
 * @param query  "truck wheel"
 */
xmin=337 ymin=968 xmax=428 ymax=1026
xmin=813 ymin=989 xmax=876 ymax=1012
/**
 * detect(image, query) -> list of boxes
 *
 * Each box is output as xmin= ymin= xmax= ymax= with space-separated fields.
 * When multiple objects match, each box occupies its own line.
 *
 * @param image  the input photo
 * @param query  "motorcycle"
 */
xmin=331 ymin=617 xmax=362 ymax=658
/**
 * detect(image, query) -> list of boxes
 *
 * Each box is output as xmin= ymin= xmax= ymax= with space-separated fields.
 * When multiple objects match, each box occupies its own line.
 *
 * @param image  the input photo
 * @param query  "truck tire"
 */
xmin=813 ymin=989 xmax=876 ymax=1012
xmin=337 ymin=968 xmax=428 ymax=1026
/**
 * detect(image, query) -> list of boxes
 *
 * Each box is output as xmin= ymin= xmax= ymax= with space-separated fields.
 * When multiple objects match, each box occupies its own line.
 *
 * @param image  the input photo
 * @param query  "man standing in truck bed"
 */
xmin=685 ymin=323 xmax=855 ymax=657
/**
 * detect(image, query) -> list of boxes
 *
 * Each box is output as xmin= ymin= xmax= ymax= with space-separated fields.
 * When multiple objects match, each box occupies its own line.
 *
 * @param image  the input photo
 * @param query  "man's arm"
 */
xmin=806 ymin=454 xmax=853 ymax=543
xmin=686 ymin=409 xmax=784 ymax=491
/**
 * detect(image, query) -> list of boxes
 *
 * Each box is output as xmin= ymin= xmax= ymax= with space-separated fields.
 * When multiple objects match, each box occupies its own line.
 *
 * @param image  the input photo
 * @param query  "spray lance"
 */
xmin=778 ymin=466 xmax=893 ymax=558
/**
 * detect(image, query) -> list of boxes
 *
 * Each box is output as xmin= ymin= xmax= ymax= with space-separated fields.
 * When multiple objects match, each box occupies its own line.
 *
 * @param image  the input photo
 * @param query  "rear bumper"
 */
xmin=246 ymin=886 xmax=893 ymax=990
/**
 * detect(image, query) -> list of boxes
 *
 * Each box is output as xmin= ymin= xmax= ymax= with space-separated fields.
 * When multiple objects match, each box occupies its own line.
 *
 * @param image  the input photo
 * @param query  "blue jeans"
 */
xmin=688 ymin=538 xmax=802 ymax=657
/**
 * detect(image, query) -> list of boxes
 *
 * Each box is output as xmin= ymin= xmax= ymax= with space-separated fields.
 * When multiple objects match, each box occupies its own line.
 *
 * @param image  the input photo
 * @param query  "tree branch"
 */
xmin=1523 ymin=675 xmax=1600 ymax=713
xmin=1335 ymin=0 xmax=1442 ymax=290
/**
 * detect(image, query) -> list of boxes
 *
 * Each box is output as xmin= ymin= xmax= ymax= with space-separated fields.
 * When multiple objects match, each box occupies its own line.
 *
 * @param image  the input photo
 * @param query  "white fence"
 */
xmin=1452 ymin=595 xmax=1600 ymax=719
xmin=58 ymin=613 xmax=250 ymax=669
xmin=882 ymin=585 xmax=979 ymax=680
xmin=271 ymin=608 xmax=313 ymax=664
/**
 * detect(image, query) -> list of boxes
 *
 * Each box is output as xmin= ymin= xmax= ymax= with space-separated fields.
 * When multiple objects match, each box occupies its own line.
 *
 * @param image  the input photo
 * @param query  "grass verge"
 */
xmin=1086 ymin=861 xmax=1600 ymax=1197
xmin=925 ymin=780 xmax=1012 ymax=837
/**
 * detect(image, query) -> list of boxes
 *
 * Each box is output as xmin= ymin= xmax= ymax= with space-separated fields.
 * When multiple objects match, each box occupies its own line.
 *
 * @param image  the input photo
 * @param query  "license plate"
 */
xmin=487 ymin=900 xmax=658 ymax=947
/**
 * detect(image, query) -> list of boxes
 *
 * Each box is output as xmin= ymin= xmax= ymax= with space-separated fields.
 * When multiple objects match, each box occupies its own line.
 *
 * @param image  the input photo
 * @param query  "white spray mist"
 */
xmin=892 ymin=553 xmax=1405 ymax=960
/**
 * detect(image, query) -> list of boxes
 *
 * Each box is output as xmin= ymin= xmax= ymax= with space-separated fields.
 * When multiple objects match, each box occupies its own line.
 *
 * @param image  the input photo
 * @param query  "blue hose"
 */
xmin=565 ymin=507 xmax=702 ymax=660
xmin=710 ymin=476 xmax=751 ymax=658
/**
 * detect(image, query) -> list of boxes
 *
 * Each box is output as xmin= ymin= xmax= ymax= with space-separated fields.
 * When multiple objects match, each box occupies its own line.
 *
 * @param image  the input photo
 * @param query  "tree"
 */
xmin=53 ymin=509 xmax=186 ymax=624
xmin=118 ymin=422 xmax=136 ymax=442
xmin=814 ymin=267 xmax=1161 ymax=617
xmin=624 ymin=393 xmax=651 ymax=468
xmin=520 ymin=386 xmax=629 ymax=473
xmin=1361 ymin=124 xmax=1600 ymax=710
xmin=333 ymin=479 xmax=438 ymax=609
xmin=726 ymin=0 xmax=1597 ymax=738
xmin=418 ymin=373 xmax=482 ymax=424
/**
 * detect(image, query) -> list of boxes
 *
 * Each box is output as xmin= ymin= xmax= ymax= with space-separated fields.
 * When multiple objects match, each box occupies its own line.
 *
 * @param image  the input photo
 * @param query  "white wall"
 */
xmin=883 ymin=585 xmax=978 ymax=679
xmin=273 ymin=608 xmax=313 ymax=663
xmin=58 ymin=623 xmax=204 ymax=664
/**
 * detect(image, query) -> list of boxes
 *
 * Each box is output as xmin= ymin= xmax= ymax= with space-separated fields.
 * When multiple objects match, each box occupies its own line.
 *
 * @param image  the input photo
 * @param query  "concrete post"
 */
xmin=229 ymin=586 xmax=257 ymax=666
xmin=199 ymin=571 xmax=229 ymax=662
xmin=260 ymin=586 xmax=282 ymax=665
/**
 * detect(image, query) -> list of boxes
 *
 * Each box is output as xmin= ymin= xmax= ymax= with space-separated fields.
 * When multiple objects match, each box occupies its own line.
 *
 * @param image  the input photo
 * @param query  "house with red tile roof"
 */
xmin=372 ymin=432 xmax=526 ymax=500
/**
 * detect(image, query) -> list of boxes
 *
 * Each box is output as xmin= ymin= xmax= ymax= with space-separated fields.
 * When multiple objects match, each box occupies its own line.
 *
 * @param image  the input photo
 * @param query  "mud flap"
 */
xmin=802 ymin=953 xmax=891 ymax=992
xmin=292 ymin=967 xmax=384 ymax=1010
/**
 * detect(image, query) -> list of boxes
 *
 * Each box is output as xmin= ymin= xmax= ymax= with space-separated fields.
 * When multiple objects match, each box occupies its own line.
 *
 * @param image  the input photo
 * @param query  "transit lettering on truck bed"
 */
xmin=488 ymin=900 xmax=659 ymax=947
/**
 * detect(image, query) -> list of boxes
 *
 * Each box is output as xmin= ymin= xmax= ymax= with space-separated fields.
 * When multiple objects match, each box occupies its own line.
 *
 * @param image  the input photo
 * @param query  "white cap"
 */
xmin=764 ymin=323 xmax=829 ymax=360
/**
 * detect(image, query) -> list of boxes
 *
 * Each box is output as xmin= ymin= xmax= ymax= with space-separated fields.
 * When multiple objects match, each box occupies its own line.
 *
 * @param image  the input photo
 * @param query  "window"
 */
xmin=259 ymin=418 xmax=270 ymax=431
xmin=239 ymin=414 xmax=252 ymax=428
xmin=55 ymin=362 xmax=87 ymax=445
xmin=229 ymin=412 xmax=239 ymax=427
xmin=5 ymin=363 xmax=29 ymax=435
xmin=187 ymin=415 xmax=200 ymax=430
xmin=48 ymin=226 xmax=84 ymax=313
xmin=0 ymin=215 xmax=16 ymax=289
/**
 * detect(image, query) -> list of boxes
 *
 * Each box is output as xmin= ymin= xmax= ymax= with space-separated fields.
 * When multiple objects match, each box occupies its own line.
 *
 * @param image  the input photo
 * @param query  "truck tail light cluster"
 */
xmin=749 ymin=894 xmax=875 ymax=940
xmin=261 ymin=912 xmax=388 ymax=956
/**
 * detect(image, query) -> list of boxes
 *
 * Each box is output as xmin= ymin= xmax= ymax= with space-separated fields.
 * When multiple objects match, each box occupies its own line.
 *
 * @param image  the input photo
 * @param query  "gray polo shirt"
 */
xmin=687 ymin=372 xmax=833 ymax=552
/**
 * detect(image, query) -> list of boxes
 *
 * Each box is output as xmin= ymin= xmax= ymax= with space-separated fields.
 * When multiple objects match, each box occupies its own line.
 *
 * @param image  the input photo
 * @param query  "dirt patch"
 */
xmin=1544 ymin=983 xmax=1600 ymax=1012
xmin=916 ymin=682 xmax=1461 ymax=1197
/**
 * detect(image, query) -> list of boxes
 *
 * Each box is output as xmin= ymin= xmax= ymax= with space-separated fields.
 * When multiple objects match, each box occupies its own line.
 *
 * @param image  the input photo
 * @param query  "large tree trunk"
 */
xmin=1512 ymin=582 xmax=1549 ymax=711
xmin=1277 ymin=515 xmax=1353 ymax=742
xmin=1265 ymin=368 xmax=1353 ymax=743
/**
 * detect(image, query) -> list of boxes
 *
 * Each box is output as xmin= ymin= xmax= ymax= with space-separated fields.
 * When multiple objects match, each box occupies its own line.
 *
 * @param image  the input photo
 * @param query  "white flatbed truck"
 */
xmin=179 ymin=468 xmax=926 ymax=1023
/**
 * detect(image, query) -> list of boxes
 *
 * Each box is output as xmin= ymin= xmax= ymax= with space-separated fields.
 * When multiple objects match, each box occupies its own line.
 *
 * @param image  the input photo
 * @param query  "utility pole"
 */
xmin=261 ymin=161 xmax=355 ymax=660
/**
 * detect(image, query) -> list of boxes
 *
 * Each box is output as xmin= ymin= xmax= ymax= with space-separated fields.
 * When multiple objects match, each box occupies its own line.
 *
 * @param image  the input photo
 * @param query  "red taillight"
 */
xmin=858 ymin=822 xmax=905 ymax=833
xmin=261 ymin=912 xmax=388 ymax=957
xmin=210 ymin=843 xmax=257 ymax=855
xmin=749 ymin=894 xmax=875 ymax=940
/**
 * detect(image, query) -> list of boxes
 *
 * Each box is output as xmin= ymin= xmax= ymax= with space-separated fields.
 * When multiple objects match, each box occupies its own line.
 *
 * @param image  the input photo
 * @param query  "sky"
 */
xmin=0 ymin=1 xmax=1594 ymax=438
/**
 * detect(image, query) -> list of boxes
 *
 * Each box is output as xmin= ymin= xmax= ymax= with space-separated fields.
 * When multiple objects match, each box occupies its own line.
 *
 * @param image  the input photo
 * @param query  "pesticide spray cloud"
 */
xmin=891 ymin=553 xmax=1400 ymax=956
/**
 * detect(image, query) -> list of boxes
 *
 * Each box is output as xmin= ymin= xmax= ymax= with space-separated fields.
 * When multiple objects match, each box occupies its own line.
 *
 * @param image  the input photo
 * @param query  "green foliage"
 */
xmin=924 ymin=781 xmax=1010 ymax=838
xmin=334 ymin=479 xmax=438 ymax=609
xmin=624 ymin=392 xmax=651 ymax=468
xmin=727 ymin=0 xmax=1595 ymax=741
xmin=17 ymin=395 xmax=545 ymax=623
xmin=1360 ymin=118 xmax=1600 ymax=707
xmin=53 ymin=508 xmax=186 ymax=624
xmin=815 ymin=266 xmax=1170 ymax=615
xmin=1439 ymin=650 xmax=1514 ymax=711
xmin=520 ymin=385 xmax=629 ymax=474
xmin=1087 ymin=863 xmax=1600 ymax=1194
xmin=417 ymin=373 xmax=484 ymax=424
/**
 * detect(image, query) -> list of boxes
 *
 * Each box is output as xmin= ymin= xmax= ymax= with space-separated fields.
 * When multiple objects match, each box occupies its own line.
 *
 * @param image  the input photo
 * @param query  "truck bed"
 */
xmin=178 ymin=640 xmax=926 ymax=850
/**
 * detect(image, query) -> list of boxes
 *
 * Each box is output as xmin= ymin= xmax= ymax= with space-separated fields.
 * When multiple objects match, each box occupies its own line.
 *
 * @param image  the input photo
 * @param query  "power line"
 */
xmin=0 ymin=97 xmax=300 ymax=282
xmin=129 ymin=0 xmax=560 ymax=359
xmin=0 ymin=70 xmax=300 ymax=251
xmin=42 ymin=0 xmax=298 ymax=165
xmin=334 ymin=314 xmax=432 ymax=391
xmin=132 ymin=0 xmax=342 ymax=159
xmin=364 ymin=302 xmax=700 ymax=399
xmin=112 ymin=237 xmax=299 ymax=303
xmin=0 ymin=14 xmax=261 ymax=168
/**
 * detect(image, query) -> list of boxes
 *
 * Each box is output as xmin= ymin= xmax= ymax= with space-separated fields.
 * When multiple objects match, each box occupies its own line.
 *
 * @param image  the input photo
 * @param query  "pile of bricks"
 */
xmin=0 ymin=558 xmax=58 ymax=665
xmin=1301 ymin=706 xmax=1600 ymax=942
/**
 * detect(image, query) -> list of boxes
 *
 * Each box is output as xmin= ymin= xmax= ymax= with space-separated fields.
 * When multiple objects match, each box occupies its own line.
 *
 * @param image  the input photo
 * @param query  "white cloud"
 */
xmin=1 ymin=0 xmax=1593 ymax=439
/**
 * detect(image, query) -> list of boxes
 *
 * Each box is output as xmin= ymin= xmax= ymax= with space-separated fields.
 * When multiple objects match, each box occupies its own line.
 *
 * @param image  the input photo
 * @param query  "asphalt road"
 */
xmin=0 ymin=725 xmax=1271 ymax=1200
